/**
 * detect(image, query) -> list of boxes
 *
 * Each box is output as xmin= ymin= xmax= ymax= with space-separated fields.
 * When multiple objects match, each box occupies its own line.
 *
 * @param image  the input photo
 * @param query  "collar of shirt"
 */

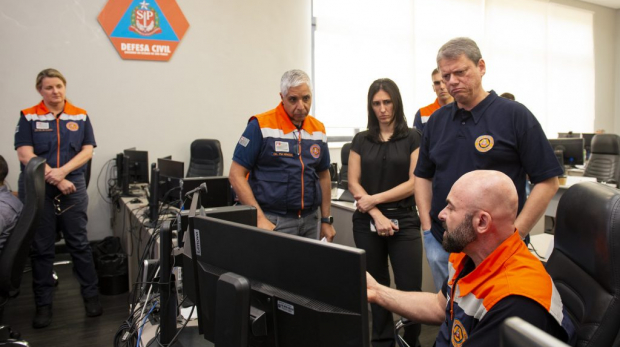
xmin=276 ymin=102 xmax=306 ymax=135
xmin=449 ymin=90 xmax=499 ymax=124
xmin=34 ymin=100 xmax=81 ymax=117
xmin=450 ymin=230 xmax=523 ymax=298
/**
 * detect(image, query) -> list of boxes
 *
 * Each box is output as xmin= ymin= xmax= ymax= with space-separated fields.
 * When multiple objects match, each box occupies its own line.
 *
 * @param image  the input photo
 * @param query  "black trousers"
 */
xmin=353 ymin=210 xmax=423 ymax=347
xmin=20 ymin=174 xmax=99 ymax=307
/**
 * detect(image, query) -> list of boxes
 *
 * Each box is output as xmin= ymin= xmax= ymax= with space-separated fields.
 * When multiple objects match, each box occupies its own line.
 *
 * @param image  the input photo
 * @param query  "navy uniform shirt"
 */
xmin=14 ymin=100 xmax=96 ymax=178
xmin=414 ymin=91 xmax=563 ymax=243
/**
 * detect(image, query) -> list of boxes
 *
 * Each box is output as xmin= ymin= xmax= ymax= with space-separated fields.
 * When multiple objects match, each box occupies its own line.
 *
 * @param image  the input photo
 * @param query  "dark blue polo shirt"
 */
xmin=414 ymin=91 xmax=563 ymax=243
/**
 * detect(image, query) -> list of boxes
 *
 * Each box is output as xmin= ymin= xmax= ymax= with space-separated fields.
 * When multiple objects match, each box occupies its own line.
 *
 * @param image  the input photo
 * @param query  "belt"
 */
xmin=266 ymin=208 xmax=318 ymax=219
xmin=380 ymin=206 xmax=415 ymax=213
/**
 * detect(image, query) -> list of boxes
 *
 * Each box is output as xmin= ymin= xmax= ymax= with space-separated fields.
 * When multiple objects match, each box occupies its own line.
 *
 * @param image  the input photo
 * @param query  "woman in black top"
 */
xmin=349 ymin=78 xmax=423 ymax=347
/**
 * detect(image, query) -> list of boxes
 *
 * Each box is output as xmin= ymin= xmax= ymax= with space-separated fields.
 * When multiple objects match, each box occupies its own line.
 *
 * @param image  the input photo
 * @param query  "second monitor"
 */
xmin=549 ymin=138 xmax=585 ymax=167
xmin=180 ymin=176 xmax=232 ymax=210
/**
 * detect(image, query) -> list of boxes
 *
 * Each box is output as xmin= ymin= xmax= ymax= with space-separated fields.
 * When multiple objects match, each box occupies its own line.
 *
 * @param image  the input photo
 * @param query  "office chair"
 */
xmin=583 ymin=133 xmax=620 ymax=186
xmin=187 ymin=139 xmax=223 ymax=177
xmin=545 ymin=182 xmax=620 ymax=347
xmin=0 ymin=157 xmax=46 ymax=345
xmin=338 ymin=143 xmax=352 ymax=189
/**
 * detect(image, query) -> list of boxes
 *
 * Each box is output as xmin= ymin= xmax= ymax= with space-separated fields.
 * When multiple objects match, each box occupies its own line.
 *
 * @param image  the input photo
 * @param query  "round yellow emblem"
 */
xmin=451 ymin=318 xmax=468 ymax=347
xmin=475 ymin=135 xmax=494 ymax=152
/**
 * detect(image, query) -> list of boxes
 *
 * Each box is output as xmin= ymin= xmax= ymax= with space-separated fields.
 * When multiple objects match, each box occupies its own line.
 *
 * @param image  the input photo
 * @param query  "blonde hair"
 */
xmin=36 ymin=68 xmax=67 ymax=91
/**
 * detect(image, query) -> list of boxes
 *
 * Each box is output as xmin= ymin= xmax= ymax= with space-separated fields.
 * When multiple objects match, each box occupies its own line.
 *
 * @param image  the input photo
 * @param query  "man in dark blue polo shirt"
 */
xmin=414 ymin=37 xmax=563 ymax=292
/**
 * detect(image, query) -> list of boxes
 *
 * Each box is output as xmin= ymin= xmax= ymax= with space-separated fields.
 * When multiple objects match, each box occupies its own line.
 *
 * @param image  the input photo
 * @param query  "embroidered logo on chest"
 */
xmin=66 ymin=122 xmax=79 ymax=132
xmin=451 ymin=318 xmax=468 ymax=347
xmin=310 ymin=144 xmax=321 ymax=158
xmin=475 ymin=135 xmax=494 ymax=152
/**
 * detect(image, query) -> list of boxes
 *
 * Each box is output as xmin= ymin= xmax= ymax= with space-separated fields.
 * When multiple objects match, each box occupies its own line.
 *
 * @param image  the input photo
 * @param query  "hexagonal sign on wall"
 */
xmin=98 ymin=0 xmax=189 ymax=61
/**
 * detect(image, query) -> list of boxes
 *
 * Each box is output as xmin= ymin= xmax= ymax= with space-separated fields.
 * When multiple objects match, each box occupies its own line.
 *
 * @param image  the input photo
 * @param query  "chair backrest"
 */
xmin=187 ymin=139 xmax=223 ymax=178
xmin=338 ymin=143 xmax=352 ymax=188
xmin=583 ymin=134 xmax=620 ymax=184
xmin=0 ymin=157 xmax=46 ymax=300
xmin=545 ymin=182 xmax=620 ymax=347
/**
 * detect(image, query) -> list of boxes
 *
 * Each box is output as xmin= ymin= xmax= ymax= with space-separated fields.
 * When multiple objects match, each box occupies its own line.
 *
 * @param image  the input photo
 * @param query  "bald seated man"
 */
xmin=367 ymin=170 xmax=575 ymax=346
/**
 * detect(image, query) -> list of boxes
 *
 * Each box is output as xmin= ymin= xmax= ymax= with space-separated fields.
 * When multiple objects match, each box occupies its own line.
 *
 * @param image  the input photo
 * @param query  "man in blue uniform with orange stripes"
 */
xmin=367 ymin=170 xmax=575 ymax=346
xmin=229 ymin=70 xmax=336 ymax=241
xmin=412 ymin=68 xmax=453 ymax=132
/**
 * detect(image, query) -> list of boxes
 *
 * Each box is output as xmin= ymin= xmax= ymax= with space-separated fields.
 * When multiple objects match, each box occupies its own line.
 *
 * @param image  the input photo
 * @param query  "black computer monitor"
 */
xmin=157 ymin=158 xmax=185 ymax=207
xmin=193 ymin=216 xmax=369 ymax=346
xmin=549 ymin=138 xmax=585 ymax=166
xmin=500 ymin=317 xmax=570 ymax=347
xmin=123 ymin=149 xmax=149 ymax=184
xmin=180 ymin=176 xmax=232 ymax=210
xmin=558 ymin=132 xmax=581 ymax=139
xmin=147 ymin=164 xmax=160 ymax=226
xmin=157 ymin=158 xmax=184 ymax=179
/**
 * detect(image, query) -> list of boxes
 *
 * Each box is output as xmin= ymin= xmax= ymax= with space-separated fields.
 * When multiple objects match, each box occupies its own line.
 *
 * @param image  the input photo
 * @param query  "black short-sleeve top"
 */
xmin=350 ymin=128 xmax=421 ymax=213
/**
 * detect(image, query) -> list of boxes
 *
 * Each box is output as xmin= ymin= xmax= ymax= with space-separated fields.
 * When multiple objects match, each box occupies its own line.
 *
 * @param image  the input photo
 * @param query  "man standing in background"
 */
xmin=414 ymin=37 xmax=563 ymax=292
xmin=412 ymin=68 xmax=454 ymax=132
xmin=229 ymin=69 xmax=337 ymax=242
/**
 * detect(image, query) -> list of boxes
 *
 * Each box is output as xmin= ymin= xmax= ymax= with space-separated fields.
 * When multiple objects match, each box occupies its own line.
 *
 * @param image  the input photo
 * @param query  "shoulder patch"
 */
xmin=238 ymin=136 xmax=250 ymax=147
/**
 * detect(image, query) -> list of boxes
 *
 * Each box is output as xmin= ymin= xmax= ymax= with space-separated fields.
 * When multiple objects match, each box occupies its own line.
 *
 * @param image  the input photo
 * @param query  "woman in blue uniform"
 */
xmin=15 ymin=68 xmax=101 ymax=329
xmin=348 ymin=78 xmax=423 ymax=347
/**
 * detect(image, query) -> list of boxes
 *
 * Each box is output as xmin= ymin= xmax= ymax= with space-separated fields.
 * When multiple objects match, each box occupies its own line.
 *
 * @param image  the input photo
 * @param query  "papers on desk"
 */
xmin=529 ymin=234 xmax=554 ymax=262
xmin=561 ymin=176 xmax=597 ymax=188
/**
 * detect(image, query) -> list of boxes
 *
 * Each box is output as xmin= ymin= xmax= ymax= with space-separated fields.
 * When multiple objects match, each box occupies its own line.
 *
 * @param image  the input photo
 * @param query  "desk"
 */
xmin=530 ymin=233 xmax=554 ymax=262
xmin=112 ymin=189 xmax=178 ymax=291
xmin=544 ymin=176 xmax=598 ymax=233
xmin=331 ymin=200 xmax=436 ymax=293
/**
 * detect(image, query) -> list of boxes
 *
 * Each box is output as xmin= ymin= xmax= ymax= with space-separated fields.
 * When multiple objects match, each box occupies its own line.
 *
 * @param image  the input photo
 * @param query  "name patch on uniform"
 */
xmin=474 ymin=135 xmax=494 ymax=153
xmin=275 ymin=141 xmax=290 ymax=152
xmin=451 ymin=318 xmax=468 ymax=347
xmin=310 ymin=144 xmax=321 ymax=158
xmin=66 ymin=122 xmax=79 ymax=132
xmin=35 ymin=122 xmax=50 ymax=130
xmin=238 ymin=136 xmax=250 ymax=147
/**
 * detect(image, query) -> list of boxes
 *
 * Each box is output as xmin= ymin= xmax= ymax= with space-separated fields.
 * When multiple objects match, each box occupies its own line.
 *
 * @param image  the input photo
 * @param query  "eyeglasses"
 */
xmin=54 ymin=194 xmax=76 ymax=216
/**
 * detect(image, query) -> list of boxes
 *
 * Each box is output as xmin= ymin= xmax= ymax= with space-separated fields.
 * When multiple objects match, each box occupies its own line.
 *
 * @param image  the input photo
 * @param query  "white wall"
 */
xmin=552 ymin=0 xmax=617 ymax=133
xmin=0 ymin=0 xmax=312 ymax=240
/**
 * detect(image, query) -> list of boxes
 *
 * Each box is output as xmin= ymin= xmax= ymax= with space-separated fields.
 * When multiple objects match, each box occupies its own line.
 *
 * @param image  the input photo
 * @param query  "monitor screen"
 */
xmin=501 ymin=317 xmax=570 ymax=347
xmin=123 ymin=149 xmax=149 ymax=184
xmin=192 ymin=216 xmax=369 ymax=347
xmin=158 ymin=176 xmax=182 ymax=207
xmin=558 ymin=132 xmax=581 ymax=139
xmin=157 ymin=158 xmax=184 ymax=179
xmin=180 ymin=176 xmax=232 ymax=210
xmin=549 ymin=138 xmax=584 ymax=166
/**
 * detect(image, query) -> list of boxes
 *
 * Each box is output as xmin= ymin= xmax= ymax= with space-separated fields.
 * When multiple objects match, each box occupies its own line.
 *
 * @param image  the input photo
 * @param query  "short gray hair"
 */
xmin=280 ymin=69 xmax=312 ymax=97
xmin=436 ymin=37 xmax=482 ymax=65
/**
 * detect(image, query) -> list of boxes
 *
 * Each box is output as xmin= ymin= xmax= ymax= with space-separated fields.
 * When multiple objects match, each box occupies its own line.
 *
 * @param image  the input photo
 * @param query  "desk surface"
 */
xmin=559 ymin=176 xmax=597 ymax=189
xmin=530 ymin=233 xmax=554 ymax=262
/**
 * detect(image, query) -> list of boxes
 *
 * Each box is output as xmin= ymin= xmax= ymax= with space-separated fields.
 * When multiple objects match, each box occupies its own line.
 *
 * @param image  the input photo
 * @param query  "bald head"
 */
xmin=451 ymin=170 xmax=518 ymax=231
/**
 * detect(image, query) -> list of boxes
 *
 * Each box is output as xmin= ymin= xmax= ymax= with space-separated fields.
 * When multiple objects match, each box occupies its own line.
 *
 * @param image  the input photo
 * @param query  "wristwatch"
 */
xmin=320 ymin=216 xmax=333 ymax=225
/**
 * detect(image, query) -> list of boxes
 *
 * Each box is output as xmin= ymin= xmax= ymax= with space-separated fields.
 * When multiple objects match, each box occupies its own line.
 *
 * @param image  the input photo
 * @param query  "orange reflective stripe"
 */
xmin=298 ymin=132 xmax=305 ymax=210
xmin=56 ymin=117 xmax=61 ymax=168
xmin=419 ymin=99 xmax=441 ymax=117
